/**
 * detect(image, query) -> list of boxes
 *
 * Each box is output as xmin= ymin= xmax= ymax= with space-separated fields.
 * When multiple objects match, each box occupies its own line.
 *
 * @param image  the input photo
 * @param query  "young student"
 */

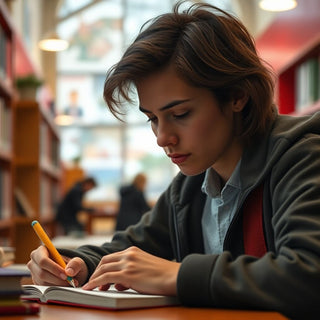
xmin=27 ymin=2 xmax=320 ymax=319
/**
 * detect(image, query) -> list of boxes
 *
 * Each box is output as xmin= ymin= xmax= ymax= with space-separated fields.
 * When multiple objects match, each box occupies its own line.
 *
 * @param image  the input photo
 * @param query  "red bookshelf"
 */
xmin=256 ymin=0 xmax=320 ymax=115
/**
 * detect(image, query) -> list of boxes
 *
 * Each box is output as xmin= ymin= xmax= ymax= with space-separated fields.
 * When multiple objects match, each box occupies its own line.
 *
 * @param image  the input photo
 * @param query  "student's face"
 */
xmin=136 ymin=66 xmax=245 ymax=181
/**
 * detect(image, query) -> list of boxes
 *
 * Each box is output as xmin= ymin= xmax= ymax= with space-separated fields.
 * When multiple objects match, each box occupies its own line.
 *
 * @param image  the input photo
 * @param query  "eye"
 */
xmin=146 ymin=115 xmax=157 ymax=123
xmin=173 ymin=111 xmax=190 ymax=120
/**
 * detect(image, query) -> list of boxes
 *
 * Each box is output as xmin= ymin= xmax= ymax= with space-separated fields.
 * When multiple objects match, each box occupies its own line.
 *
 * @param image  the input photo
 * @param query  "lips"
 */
xmin=167 ymin=153 xmax=190 ymax=164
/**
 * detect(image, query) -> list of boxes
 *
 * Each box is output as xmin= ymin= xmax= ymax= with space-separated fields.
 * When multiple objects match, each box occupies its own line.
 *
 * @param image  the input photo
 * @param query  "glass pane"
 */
xmin=58 ymin=0 xmax=93 ymax=19
xmin=81 ymin=127 xmax=123 ymax=201
xmin=56 ymin=74 xmax=119 ymax=125
xmin=123 ymin=0 xmax=173 ymax=46
xmin=57 ymin=0 xmax=123 ymax=73
xmin=124 ymin=125 xmax=178 ymax=201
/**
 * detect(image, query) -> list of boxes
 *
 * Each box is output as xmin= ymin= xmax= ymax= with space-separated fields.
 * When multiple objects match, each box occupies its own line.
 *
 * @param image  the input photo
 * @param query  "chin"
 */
xmin=179 ymin=166 xmax=207 ymax=177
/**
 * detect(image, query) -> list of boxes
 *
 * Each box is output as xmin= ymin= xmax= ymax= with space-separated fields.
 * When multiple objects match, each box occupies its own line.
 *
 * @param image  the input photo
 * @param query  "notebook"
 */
xmin=22 ymin=284 xmax=179 ymax=310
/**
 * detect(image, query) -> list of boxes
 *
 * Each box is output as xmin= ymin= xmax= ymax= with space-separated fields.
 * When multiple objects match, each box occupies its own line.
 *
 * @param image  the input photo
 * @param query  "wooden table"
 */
xmin=8 ymin=304 xmax=289 ymax=320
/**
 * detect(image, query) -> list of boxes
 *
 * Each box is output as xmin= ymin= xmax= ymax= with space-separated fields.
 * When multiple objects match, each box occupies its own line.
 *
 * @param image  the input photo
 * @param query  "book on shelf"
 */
xmin=22 ymin=284 xmax=179 ymax=310
xmin=0 ymin=97 xmax=12 ymax=152
xmin=295 ymin=56 xmax=320 ymax=112
xmin=0 ymin=167 xmax=11 ymax=220
xmin=0 ymin=168 xmax=3 ymax=219
xmin=40 ymin=176 xmax=51 ymax=217
xmin=0 ymin=26 xmax=7 ymax=80
xmin=0 ymin=246 xmax=15 ymax=266
xmin=40 ymin=121 xmax=51 ymax=168
xmin=14 ymin=188 xmax=36 ymax=218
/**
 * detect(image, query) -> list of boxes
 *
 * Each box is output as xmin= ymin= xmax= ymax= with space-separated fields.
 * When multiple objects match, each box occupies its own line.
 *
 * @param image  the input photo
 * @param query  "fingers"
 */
xmin=82 ymin=247 xmax=148 ymax=291
xmin=82 ymin=251 xmax=128 ymax=290
xmin=27 ymin=246 xmax=88 ymax=287
xmin=114 ymin=283 xmax=129 ymax=291
xmin=82 ymin=262 xmax=118 ymax=290
xmin=28 ymin=246 xmax=68 ymax=286
xmin=83 ymin=247 xmax=180 ymax=296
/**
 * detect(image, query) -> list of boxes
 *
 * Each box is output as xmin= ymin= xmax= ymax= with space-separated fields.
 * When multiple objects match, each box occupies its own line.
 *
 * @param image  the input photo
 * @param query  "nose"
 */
xmin=154 ymin=122 xmax=178 ymax=148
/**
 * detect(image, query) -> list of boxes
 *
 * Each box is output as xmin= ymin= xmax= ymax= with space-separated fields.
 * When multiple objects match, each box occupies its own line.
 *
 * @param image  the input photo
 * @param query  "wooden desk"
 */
xmin=9 ymin=304 xmax=289 ymax=320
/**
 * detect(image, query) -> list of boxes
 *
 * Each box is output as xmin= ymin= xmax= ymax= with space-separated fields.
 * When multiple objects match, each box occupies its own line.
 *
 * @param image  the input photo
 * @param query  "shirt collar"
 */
xmin=201 ymin=159 xmax=242 ymax=198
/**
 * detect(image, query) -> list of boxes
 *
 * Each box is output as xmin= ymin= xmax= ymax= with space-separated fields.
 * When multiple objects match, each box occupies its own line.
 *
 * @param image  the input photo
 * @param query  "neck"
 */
xmin=212 ymin=140 xmax=243 ymax=184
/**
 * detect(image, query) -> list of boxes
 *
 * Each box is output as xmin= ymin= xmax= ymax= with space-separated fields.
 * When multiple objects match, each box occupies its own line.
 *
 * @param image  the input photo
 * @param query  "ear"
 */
xmin=232 ymin=91 xmax=249 ymax=112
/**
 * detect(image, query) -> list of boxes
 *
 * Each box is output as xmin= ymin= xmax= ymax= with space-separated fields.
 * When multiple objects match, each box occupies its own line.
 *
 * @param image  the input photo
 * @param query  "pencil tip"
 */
xmin=67 ymin=277 xmax=76 ymax=288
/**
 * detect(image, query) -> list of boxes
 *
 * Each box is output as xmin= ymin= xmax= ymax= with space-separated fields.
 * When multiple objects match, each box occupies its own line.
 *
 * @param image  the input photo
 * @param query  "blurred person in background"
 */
xmin=56 ymin=177 xmax=99 ymax=236
xmin=115 ymin=173 xmax=151 ymax=231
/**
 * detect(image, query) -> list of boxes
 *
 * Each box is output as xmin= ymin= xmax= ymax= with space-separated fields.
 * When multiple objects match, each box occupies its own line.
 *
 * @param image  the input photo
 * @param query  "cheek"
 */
xmin=192 ymin=114 xmax=218 ymax=138
xmin=194 ymin=113 xmax=232 ymax=145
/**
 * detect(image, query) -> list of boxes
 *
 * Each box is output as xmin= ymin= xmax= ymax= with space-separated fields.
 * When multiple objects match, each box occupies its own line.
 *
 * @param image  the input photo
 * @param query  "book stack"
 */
xmin=0 ymin=267 xmax=39 ymax=315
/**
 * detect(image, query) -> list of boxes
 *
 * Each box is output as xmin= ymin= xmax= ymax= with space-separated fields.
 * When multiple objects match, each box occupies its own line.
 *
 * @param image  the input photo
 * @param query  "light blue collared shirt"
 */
xmin=201 ymin=160 xmax=241 ymax=254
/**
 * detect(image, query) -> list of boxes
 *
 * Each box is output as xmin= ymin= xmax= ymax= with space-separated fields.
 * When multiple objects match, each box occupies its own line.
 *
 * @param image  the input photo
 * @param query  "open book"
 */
xmin=22 ymin=285 xmax=179 ymax=310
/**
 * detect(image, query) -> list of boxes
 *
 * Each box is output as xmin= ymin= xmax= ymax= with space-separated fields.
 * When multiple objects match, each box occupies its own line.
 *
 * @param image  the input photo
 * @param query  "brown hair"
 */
xmin=103 ymin=1 xmax=277 ymax=140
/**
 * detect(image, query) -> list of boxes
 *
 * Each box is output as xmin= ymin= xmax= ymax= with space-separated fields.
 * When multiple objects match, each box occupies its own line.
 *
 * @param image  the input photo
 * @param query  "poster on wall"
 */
xmin=56 ymin=74 xmax=118 ymax=124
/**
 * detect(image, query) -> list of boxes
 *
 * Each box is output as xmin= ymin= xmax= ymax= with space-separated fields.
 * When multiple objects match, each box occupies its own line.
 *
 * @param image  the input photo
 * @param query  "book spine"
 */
xmin=0 ymin=303 xmax=40 ymax=315
xmin=295 ymin=56 xmax=320 ymax=112
xmin=0 ymin=167 xmax=3 ymax=220
xmin=0 ymin=168 xmax=10 ymax=219
xmin=0 ymin=26 xmax=6 ymax=80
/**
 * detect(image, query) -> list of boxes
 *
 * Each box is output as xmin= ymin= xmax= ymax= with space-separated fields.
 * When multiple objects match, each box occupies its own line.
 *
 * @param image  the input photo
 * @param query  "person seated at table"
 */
xmin=115 ymin=173 xmax=151 ymax=231
xmin=55 ymin=177 xmax=99 ymax=236
xmin=28 ymin=2 xmax=320 ymax=319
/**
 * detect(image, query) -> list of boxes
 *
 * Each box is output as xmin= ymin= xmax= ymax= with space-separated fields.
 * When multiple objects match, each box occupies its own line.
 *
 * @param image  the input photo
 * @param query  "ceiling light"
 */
xmin=259 ymin=0 xmax=297 ymax=12
xmin=38 ymin=32 xmax=69 ymax=52
xmin=54 ymin=115 xmax=74 ymax=126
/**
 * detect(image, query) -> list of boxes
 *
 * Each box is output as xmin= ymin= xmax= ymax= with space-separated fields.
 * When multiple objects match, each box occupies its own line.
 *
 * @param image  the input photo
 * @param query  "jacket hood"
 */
xmin=241 ymin=112 xmax=320 ymax=192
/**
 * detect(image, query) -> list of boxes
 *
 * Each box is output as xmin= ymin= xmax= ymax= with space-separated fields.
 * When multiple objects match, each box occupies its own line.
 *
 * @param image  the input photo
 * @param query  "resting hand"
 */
xmin=27 ymin=245 xmax=88 ymax=287
xmin=82 ymin=246 xmax=180 ymax=296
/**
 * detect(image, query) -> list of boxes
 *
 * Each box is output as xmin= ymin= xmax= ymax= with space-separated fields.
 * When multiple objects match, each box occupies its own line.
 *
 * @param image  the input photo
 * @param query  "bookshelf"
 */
xmin=12 ymin=101 xmax=61 ymax=262
xmin=278 ymin=38 xmax=320 ymax=115
xmin=0 ymin=0 xmax=14 ymax=241
xmin=256 ymin=0 xmax=320 ymax=116
xmin=0 ymin=1 xmax=62 ymax=263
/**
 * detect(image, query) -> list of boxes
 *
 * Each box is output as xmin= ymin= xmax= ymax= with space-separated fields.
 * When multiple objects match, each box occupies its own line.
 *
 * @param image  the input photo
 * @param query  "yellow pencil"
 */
xmin=31 ymin=220 xmax=76 ymax=288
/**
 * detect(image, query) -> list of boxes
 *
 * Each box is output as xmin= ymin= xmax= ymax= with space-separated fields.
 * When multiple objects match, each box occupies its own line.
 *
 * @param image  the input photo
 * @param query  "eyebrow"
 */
xmin=139 ymin=99 xmax=191 ymax=113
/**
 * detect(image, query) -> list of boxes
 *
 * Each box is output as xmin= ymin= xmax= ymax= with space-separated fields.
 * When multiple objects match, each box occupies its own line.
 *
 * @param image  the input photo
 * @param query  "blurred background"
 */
xmin=6 ymin=0 xmax=285 ymax=203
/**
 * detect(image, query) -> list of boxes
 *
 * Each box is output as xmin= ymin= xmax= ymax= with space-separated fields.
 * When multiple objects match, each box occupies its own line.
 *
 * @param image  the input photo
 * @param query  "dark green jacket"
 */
xmin=61 ymin=113 xmax=320 ymax=320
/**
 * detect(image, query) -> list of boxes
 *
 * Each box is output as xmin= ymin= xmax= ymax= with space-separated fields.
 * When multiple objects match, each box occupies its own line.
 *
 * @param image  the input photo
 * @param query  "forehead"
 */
xmin=136 ymin=67 xmax=198 ymax=110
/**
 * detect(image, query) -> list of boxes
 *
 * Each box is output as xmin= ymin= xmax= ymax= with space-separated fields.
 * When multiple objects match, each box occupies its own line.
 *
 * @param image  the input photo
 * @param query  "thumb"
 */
xmin=65 ymin=257 xmax=85 ymax=277
xmin=65 ymin=257 xmax=88 ymax=286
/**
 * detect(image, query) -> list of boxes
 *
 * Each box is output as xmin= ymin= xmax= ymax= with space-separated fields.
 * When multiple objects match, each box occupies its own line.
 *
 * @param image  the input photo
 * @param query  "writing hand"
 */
xmin=82 ymin=246 xmax=180 ymax=296
xmin=27 ymin=245 xmax=88 ymax=287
